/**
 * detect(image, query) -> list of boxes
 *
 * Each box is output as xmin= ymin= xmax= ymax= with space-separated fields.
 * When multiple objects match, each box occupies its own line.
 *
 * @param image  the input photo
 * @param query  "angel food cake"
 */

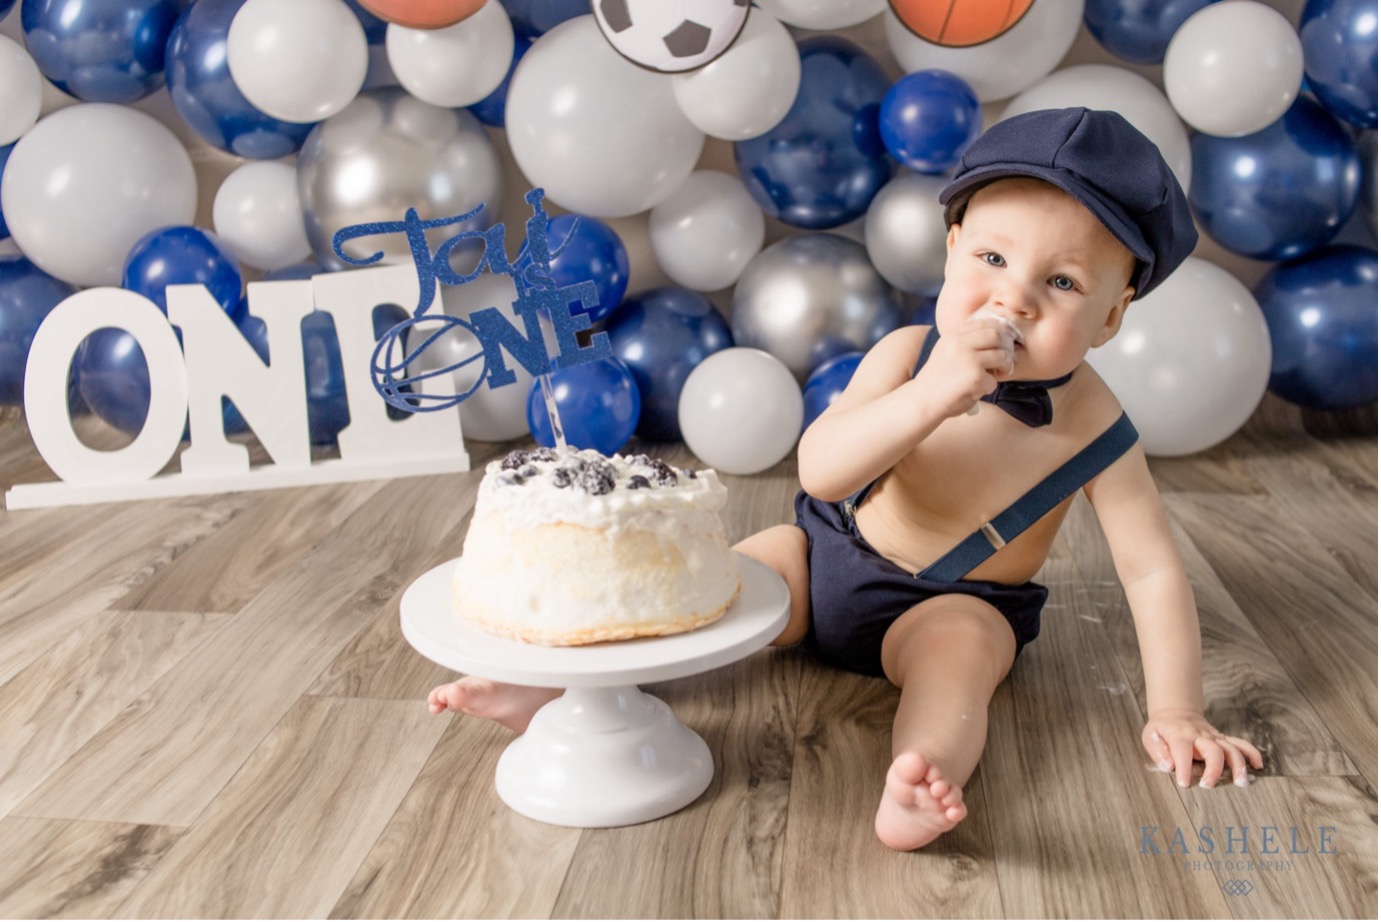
xmin=453 ymin=447 xmax=741 ymax=645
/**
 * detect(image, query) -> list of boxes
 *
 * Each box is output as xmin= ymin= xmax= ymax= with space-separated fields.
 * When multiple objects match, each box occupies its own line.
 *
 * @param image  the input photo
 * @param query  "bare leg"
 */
xmin=734 ymin=524 xmax=811 ymax=646
xmin=428 ymin=678 xmax=561 ymax=733
xmin=872 ymin=595 xmax=1018 ymax=851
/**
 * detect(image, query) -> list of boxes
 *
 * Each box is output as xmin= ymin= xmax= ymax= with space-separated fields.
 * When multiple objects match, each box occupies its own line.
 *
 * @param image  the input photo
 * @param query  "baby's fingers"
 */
xmin=1169 ymin=736 xmax=1196 ymax=788
xmin=1196 ymin=738 xmax=1226 ymax=788
xmin=1225 ymin=736 xmax=1265 ymax=770
xmin=1143 ymin=728 xmax=1174 ymax=773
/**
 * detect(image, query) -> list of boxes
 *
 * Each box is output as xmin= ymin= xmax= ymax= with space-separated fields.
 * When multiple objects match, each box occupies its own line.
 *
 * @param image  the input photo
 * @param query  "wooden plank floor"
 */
xmin=0 ymin=398 xmax=1374 ymax=919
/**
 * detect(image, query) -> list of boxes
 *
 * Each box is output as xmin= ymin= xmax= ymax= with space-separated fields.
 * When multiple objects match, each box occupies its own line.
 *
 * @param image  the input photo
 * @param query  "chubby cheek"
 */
xmin=932 ymin=281 xmax=986 ymax=333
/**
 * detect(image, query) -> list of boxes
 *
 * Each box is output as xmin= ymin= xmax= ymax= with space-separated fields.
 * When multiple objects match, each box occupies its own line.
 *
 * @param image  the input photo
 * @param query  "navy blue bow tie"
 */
xmin=980 ymin=373 xmax=1073 ymax=427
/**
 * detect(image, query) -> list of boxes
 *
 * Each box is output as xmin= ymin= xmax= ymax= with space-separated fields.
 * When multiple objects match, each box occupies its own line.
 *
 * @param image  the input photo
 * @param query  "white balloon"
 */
xmin=386 ymin=2 xmax=514 ymax=108
xmin=212 ymin=162 xmax=312 ymax=272
xmin=1 ymin=104 xmax=196 ymax=287
xmin=1163 ymin=0 xmax=1303 ymax=137
xmin=1087 ymin=257 xmax=1272 ymax=457
xmin=864 ymin=172 xmax=949 ymax=296
xmin=678 ymin=347 xmax=803 ymax=475
xmin=227 ymin=0 xmax=368 ymax=123
xmin=754 ymin=0 xmax=885 ymax=30
xmin=0 ymin=35 xmax=42 ymax=146
xmin=650 ymin=171 xmax=766 ymax=292
xmin=671 ymin=8 xmax=800 ymax=141
xmin=1002 ymin=65 xmax=1193 ymax=193
xmin=506 ymin=15 xmax=705 ymax=218
xmin=883 ymin=0 xmax=1082 ymax=103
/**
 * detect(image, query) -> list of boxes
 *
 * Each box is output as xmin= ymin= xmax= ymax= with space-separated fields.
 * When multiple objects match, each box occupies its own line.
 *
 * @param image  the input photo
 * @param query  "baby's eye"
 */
xmin=982 ymin=252 xmax=1005 ymax=267
xmin=1051 ymin=275 xmax=1078 ymax=291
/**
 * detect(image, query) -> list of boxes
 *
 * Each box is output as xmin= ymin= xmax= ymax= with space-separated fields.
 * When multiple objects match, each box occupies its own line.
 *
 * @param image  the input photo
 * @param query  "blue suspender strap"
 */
xmin=916 ymin=412 xmax=1140 ymax=583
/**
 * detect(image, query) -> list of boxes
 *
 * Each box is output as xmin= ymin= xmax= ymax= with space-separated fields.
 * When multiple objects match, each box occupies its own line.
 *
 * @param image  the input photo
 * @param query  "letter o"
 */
xmin=24 ymin=289 xmax=188 ymax=484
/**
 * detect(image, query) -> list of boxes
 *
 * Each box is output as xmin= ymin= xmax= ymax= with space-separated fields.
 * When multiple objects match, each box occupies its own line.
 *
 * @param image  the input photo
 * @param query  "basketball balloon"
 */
xmin=357 ymin=0 xmax=486 ymax=30
xmin=889 ymin=0 xmax=1034 ymax=46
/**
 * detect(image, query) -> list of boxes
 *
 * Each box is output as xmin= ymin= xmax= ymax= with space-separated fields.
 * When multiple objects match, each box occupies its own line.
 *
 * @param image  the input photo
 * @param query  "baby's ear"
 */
xmin=1091 ymin=285 xmax=1135 ymax=348
xmin=945 ymin=222 xmax=961 ymax=253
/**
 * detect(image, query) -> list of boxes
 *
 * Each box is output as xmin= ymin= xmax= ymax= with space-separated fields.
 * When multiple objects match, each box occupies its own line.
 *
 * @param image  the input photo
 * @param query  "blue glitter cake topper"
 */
xmin=333 ymin=188 xmax=613 ymax=422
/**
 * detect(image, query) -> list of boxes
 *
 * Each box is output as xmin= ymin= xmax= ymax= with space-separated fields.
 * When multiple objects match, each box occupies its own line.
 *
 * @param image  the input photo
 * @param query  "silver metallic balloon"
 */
xmin=297 ymin=86 xmax=502 ymax=271
xmin=864 ymin=172 xmax=950 ymax=296
xmin=731 ymin=233 xmax=903 ymax=383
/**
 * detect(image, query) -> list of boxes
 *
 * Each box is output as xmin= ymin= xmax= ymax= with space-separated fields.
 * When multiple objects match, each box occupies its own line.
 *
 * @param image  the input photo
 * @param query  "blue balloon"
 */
xmin=1254 ymin=245 xmax=1378 ymax=410
xmin=734 ymin=36 xmax=893 ymax=230
xmin=262 ymin=261 xmax=328 ymax=283
xmin=604 ymin=287 xmax=733 ymax=442
xmin=122 ymin=226 xmax=244 ymax=321
xmin=1083 ymin=0 xmax=1219 ymax=65
xmin=908 ymin=295 xmax=938 ymax=327
xmin=1189 ymin=97 xmax=1362 ymax=261
xmin=1300 ymin=0 xmax=1378 ymax=129
xmin=300 ymin=311 xmax=351 ymax=446
xmin=164 ymin=0 xmax=317 ymax=158
xmin=20 ymin=0 xmax=183 ymax=103
xmin=879 ymin=70 xmax=982 ymax=174
xmin=467 ymin=27 xmax=534 ymax=128
xmin=526 ymin=357 xmax=641 ymax=456
xmin=342 ymin=0 xmax=388 ymax=44
xmin=76 ymin=328 xmax=156 ymax=435
xmin=221 ymin=309 xmax=272 ymax=436
xmin=497 ymin=0 xmax=585 ymax=34
xmin=0 ymin=1 xmax=15 ymax=19
xmin=542 ymin=213 xmax=631 ymax=324
xmin=802 ymin=351 xmax=862 ymax=432
xmin=0 ymin=142 xmax=13 ymax=240
xmin=0 ymin=254 xmax=78 ymax=405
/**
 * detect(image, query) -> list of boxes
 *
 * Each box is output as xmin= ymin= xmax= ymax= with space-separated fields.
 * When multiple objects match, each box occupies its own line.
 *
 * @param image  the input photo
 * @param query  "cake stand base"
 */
xmin=400 ymin=555 xmax=789 ymax=829
xmin=496 ymin=685 xmax=712 ymax=828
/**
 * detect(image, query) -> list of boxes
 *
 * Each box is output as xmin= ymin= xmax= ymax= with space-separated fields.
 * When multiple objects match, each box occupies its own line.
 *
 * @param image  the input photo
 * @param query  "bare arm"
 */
xmin=1085 ymin=442 xmax=1264 ymax=786
xmin=798 ymin=322 xmax=1015 ymax=501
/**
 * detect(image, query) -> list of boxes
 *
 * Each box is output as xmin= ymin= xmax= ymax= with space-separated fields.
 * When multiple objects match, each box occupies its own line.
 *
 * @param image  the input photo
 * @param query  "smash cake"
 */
xmin=453 ymin=447 xmax=742 ymax=645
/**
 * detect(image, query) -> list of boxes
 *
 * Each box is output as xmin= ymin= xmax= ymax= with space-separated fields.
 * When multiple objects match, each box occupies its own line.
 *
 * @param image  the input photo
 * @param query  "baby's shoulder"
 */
xmin=1060 ymin=362 xmax=1128 ymax=434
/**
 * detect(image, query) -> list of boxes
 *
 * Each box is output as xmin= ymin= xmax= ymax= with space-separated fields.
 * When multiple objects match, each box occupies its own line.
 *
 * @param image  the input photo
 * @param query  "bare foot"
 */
xmin=427 ymin=677 xmax=561 ymax=733
xmin=874 ymin=751 xmax=968 ymax=851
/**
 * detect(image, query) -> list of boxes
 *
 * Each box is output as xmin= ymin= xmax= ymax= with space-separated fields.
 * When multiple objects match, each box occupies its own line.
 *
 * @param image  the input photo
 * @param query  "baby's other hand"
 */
xmin=1143 ymin=709 xmax=1264 ymax=789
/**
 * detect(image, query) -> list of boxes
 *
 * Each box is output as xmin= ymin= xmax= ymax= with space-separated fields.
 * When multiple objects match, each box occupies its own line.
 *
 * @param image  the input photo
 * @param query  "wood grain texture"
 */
xmin=114 ymin=696 xmax=445 ymax=919
xmin=0 ymin=609 xmax=231 ymax=816
xmin=0 ymin=817 xmax=181 ymax=919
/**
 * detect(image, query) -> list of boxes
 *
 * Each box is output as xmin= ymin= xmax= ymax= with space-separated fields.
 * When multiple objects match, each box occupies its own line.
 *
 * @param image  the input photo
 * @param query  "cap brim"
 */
xmin=940 ymin=164 xmax=1154 ymax=290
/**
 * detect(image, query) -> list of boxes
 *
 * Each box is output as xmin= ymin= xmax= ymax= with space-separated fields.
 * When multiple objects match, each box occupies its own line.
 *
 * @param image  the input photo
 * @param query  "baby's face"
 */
xmin=935 ymin=178 xmax=1137 ymax=381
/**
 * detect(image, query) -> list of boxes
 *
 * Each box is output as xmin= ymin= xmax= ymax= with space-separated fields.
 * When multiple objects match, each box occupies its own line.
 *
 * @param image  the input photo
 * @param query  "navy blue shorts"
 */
xmin=793 ymin=490 xmax=1047 ymax=678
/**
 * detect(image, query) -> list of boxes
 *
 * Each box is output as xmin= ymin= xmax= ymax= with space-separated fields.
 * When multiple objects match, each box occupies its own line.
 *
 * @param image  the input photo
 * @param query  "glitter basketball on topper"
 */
xmin=593 ymin=0 xmax=751 ymax=73
xmin=889 ymin=0 xmax=1035 ymax=46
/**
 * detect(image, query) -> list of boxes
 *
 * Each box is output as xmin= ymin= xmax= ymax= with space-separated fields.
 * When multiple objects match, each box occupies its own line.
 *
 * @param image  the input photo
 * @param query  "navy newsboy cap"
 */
xmin=939 ymin=107 xmax=1197 ymax=299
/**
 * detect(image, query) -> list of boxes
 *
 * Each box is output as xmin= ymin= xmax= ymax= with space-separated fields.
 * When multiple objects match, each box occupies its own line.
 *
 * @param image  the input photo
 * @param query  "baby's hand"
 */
xmin=919 ymin=316 xmax=1021 ymax=419
xmin=1143 ymin=709 xmax=1264 ymax=788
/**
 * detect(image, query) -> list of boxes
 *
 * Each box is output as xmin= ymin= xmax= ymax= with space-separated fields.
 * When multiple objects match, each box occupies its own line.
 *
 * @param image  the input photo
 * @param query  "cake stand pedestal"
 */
xmin=400 ymin=555 xmax=789 ymax=828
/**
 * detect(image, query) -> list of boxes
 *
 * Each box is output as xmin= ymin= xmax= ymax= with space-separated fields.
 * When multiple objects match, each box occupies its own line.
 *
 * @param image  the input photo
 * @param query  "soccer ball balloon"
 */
xmin=593 ymin=0 xmax=751 ymax=73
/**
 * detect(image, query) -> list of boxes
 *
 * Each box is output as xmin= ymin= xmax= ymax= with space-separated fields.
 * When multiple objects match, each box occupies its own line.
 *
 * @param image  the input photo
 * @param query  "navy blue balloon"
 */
xmin=497 ymin=0 xmax=585 ymax=34
xmin=221 ymin=309 xmax=272 ymax=436
xmin=734 ymin=36 xmax=893 ymax=230
xmin=0 ymin=0 xmax=15 ymax=18
xmin=604 ymin=287 xmax=733 ymax=442
xmin=879 ymin=70 xmax=982 ymax=174
xmin=542 ymin=213 xmax=630 ymax=324
xmin=122 ymin=226 xmax=244 ymax=321
xmin=300 ymin=311 xmax=351 ymax=446
xmin=526 ymin=357 xmax=641 ymax=455
xmin=468 ymin=27 xmax=534 ymax=128
xmin=1189 ymin=97 xmax=1362 ymax=261
xmin=802 ymin=351 xmax=862 ymax=432
xmin=77 ymin=328 xmax=156 ymax=435
xmin=164 ymin=0 xmax=316 ymax=158
xmin=20 ymin=0 xmax=183 ymax=103
xmin=0 ymin=142 xmax=12 ymax=240
xmin=1300 ymin=0 xmax=1378 ymax=129
xmin=1254 ymin=245 xmax=1378 ymax=410
xmin=1083 ymin=0 xmax=1219 ymax=65
xmin=0 ymin=254 xmax=78 ymax=405
xmin=342 ymin=0 xmax=388 ymax=44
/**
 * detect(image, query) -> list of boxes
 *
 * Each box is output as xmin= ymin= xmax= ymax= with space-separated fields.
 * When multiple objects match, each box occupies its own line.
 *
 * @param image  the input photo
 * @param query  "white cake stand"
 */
xmin=400 ymin=554 xmax=789 ymax=828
